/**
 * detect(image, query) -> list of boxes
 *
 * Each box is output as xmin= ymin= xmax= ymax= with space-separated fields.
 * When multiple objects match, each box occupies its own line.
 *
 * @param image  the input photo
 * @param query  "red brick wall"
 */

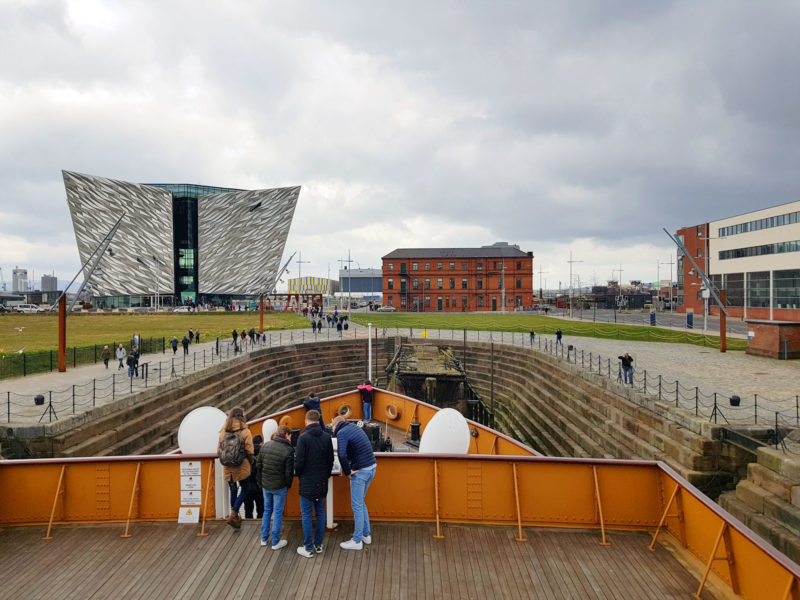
xmin=381 ymin=254 xmax=534 ymax=312
xmin=746 ymin=322 xmax=800 ymax=359
xmin=677 ymin=224 xmax=708 ymax=315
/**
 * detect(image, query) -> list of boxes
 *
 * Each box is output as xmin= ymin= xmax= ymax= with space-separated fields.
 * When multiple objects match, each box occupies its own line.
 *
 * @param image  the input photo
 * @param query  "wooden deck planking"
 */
xmin=0 ymin=521 xmax=717 ymax=600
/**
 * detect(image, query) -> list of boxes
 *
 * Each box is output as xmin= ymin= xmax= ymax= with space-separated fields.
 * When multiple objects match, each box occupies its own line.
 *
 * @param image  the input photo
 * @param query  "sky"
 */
xmin=1 ymin=0 xmax=799 ymax=294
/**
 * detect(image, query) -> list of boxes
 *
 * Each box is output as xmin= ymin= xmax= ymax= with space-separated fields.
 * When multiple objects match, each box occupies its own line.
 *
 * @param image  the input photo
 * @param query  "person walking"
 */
xmin=188 ymin=329 xmax=193 ymax=344
xmin=170 ymin=336 xmax=179 ymax=354
xmin=336 ymin=320 xmax=343 ymax=338
xmin=556 ymin=328 xmax=563 ymax=346
xmin=332 ymin=415 xmax=377 ymax=550
xmin=126 ymin=352 xmax=135 ymax=378
xmin=101 ymin=345 xmax=111 ymax=369
xmin=358 ymin=381 xmax=374 ymax=421
xmin=181 ymin=335 xmax=190 ymax=355
xmin=232 ymin=329 xmax=239 ymax=353
xmin=116 ymin=343 xmax=127 ymax=370
xmin=529 ymin=329 xmax=535 ymax=344
xmin=618 ymin=352 xmax=634 ymax=385
xmin=255 ymin=425 xmax=295 ymax=549
xmin=311 ymin=319 xmax=317 ymax=334
xmin=295 ymin=410 xmax=334 ymax=558
xmin=218 ymin=407 xmax=255 ymax=529
xmin=132 ymin=345 xmax=140 ymax=377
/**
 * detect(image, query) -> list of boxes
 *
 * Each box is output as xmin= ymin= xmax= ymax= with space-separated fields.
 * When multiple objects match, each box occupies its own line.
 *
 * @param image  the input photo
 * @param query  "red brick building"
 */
xmin=381 ymin=243 xmax=534 ymax=312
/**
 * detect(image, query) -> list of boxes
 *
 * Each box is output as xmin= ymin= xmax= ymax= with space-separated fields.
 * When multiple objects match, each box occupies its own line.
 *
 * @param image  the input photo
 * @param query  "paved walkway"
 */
xmin=2 ymin=319 xmax=798 ymax=428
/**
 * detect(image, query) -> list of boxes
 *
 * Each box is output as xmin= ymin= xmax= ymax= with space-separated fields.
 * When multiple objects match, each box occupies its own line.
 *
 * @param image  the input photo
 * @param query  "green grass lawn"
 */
xmin=0 ymin=311 xmax=309 ymax=354
xmin=350 ymin=312 xmax=746 ymax=351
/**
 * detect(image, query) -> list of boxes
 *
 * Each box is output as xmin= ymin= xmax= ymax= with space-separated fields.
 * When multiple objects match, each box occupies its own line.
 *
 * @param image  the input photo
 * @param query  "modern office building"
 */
xmin=381 ymin=242 xmax=533 ymax=312
xmin=63 ymin=171 xmax=299 ymax=308
xmin=676 ymin=200 xmax=800 ymax=322
xmin=339 ymin=268 xmax=382 ymax=298
xmin=287 ymin=276 xmax=341 ymax=296
xmin=41 ymin=274 xmax=58 ymax=292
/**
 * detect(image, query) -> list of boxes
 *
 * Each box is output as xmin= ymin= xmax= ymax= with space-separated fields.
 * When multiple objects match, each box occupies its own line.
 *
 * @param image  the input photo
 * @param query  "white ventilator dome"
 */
xmin=177 ymin=406 xmax=227 ymax=454
xmin=261 ymin=418 xmax=278 ymax=440
xmin=418 ymin=408 xmax=471 ymax=454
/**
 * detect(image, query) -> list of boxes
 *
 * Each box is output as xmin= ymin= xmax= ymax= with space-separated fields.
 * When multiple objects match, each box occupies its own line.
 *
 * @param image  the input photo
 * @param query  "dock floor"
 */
xmin=0 ymin=520 xmax=715 ymax=599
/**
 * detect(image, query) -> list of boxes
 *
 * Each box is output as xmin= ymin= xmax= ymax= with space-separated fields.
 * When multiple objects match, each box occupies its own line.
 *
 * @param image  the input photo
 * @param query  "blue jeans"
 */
xmin=363 ymin=402 xmax=372 ymax=421
xmin=228 ymin=480 xmax=248 ymax=512
xmin=623 ymin=367 xmax=633 ymax=384
xmin=350 ymin=465 xmax=376 ymax=542
xmin=261 ymin=487 xmax=288 ymax=545
xmin=300 ymin=495 xmax=326 ymax=551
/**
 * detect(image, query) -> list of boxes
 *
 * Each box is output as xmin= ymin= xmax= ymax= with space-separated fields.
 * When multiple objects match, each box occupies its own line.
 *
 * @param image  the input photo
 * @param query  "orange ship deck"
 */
xmin=0 ymin=520 xmax=715 ymax=600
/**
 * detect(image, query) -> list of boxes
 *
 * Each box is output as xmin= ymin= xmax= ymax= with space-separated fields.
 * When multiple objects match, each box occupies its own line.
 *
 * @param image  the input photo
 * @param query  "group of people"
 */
xmin=231 ymin=328 xmax=269 ymax=352
xmin=170 ymin=329 xmax=200 ymax=355
xmin=101 ymin=343 xmax=141 ymax=377
xmin=217 ymin=391 xmax=377 ymax=557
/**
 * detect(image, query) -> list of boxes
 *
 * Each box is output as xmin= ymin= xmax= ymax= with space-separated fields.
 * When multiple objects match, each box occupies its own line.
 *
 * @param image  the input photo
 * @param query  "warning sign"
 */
xmin=178 ymin=507 xmax=200 ymax=523
xmin=180 ymin=461 xmax=202 ymax=477
xmin=181 ymin=476 xmax=202 ymax=491
xmin=181 ymin=490 xmax=202 ymax=505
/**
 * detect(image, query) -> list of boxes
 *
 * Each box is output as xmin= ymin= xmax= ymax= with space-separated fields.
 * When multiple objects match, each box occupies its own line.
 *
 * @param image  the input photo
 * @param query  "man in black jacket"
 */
xmin=255 ymin=425 xmax=294 ymax=550
xmin=294 ymin=410 xmax=334 ymax=558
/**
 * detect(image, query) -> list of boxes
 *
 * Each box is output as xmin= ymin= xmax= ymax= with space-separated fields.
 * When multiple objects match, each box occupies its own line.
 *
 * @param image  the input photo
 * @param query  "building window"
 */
xmin=462 ymin=262 xmax=467 ymax=270
xmin=425 ymin=263 xmax=430 ymax=271
xmin=477 ymin=295 xmax=484 ymax=307
xmin=498 ymin=279 xmax=503 ymax=290
xmin=425 ymin=296 xmax=431 ymax=308
xmin=774 ymin=269 xmax=800 ymax=309
xmin=493 ymin=262 xmax=497 ymax=269
xmin=388 ymin=263 xmax=393 ymax=271
xmin=477 ymin=278 xmax=483 ymax=290
xmin=516 ymin=278 xmax=522 ymax=289
xmin=477 ymin=262 xmax=483 ymax=271
xmin=462 ymin=296 xmax=467 ymax=308
xmin=696 ymin=248 xmax=702 ymax=258
xmin=400 ymin=263 xmax=407 ymax=274
xmin=747 ymin=271 xmax=770 ymax=308
xmin=387 ymin=279 xmax=393 ymax=290
xmin=387 ymin=296 xmax=393 ymax=306
xmin=461 ymin=278 xmax=467 ymax=289
xmin=449 ymin=278 xmax=455 ymax=289
xmin=400 ymin=295 xmax=407 ymax=307
xmin=450 ymin=262 xmax=455 ymax=270
xmin=437 ymin=262 xmax=443 ymax=270
xmin=437 ymin=278 xmax=443 ymax=289
xmin=445 ymin=297 xmax=450 ymax=308
xmin=517 ymin=261 xmax=522 ymax=269
xmin=413 ymin=278 xmax=419 ymax=290
xmin=400 ymin=279 xmax=406 ymax=292
xmin=720 ymin=240 xmax=800 ymax=260
xmin=425 ymin=279 xmax=431 ymax=289
xmin=412 ymin=263 xmax=418 ymax=271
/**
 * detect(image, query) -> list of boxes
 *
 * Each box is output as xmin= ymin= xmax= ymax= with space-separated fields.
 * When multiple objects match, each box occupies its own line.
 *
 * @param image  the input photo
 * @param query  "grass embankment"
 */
xmin=0 ymin=312 xmax=308 ymax=353
xmin=350 ymin=313 xmax=746 ymax=351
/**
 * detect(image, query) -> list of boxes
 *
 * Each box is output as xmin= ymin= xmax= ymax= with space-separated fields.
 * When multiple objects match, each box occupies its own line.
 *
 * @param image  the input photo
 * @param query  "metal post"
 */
xmin=776 ymin=412 xmax=780 ymax=450
xmin=93 ymin=379 xmax=96 ymax=407
xmin=490 ymin=343 xmax=495 ymax=415
xmin=713 ymin=393 xmax=718 ymax=424
xmin=796 ymin=395 xmax=799 ymax=426
xmin=643 ymin=370 xmax=647 ymax=393
xmin=607 ymin=359 xmax=610 ymax=377
xmin=7 ymin=391 xmax=9 ymax=423
xmin=72 ymin=385 xmax=75 ymax=414
xmin=675 ymin=381 xmax=679 ymax=407
xmin=755 ymin=394 xmax=758 ymax=424
xmin=368 ymin=322 xmax=373 ymax=381
xmin=695 ymin=387 xmax=699 ymax=416
xmin=658 ymin=375 xmax=662 ymax=401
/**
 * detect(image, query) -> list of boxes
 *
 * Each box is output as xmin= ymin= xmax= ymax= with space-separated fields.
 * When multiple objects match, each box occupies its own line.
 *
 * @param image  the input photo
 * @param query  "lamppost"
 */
xmin=567 ymin=251 xmax=582 ymax=318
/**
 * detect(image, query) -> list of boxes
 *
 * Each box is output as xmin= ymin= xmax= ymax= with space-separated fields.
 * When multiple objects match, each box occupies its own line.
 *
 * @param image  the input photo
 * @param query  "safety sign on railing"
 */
xmin=178 ymin=461 xmax=202 ymax=523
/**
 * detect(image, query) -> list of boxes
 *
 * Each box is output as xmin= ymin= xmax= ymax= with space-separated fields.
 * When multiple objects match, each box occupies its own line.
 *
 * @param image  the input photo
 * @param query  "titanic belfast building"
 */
xmin=63 ymin=171 xmax=299 ymax=308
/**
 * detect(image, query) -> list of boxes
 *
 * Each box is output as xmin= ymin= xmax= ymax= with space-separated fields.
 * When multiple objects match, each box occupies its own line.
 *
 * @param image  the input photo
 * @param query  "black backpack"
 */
xmin=219 ymin=430 xmax=247 ymax=467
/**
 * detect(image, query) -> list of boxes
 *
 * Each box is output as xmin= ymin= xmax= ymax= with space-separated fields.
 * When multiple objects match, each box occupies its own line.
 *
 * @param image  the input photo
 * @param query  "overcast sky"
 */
xmin=2 ymin=0 xmax=799 ymax=294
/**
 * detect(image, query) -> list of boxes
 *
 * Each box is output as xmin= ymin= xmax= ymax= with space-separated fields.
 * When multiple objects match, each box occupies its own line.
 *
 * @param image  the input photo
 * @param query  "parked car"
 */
xmin=14 ymin=304 xmax=45 ymax=313
xmin=0 ymin=305 xmax=10 ymax=313
xmin=173 ymin=306 xmax=193 ymax=313
xmin=376 ymin=305 xmax=396 ymax=312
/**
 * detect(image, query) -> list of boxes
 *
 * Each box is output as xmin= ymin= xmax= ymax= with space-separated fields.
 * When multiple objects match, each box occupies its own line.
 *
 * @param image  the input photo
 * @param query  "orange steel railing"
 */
xmin=1 ymin=453 xmax=799 ymax=599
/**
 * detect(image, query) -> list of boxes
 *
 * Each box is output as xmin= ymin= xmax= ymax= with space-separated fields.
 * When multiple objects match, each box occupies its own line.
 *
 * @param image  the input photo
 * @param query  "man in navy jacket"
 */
xmin=332 ymin=415 xmax=377 ymax=550
xmin=294 ymin=410 xmax=334 ymax=558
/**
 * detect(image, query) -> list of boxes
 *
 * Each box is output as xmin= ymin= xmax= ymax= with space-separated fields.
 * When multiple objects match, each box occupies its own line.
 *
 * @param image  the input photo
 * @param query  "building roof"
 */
xmin=382 ymin=243 xmax=531 ymax=260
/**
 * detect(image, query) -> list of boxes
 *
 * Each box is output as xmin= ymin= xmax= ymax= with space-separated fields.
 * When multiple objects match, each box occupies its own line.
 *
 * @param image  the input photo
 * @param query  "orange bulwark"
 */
xmin=1 ymin=390 xmax=799 ymax=599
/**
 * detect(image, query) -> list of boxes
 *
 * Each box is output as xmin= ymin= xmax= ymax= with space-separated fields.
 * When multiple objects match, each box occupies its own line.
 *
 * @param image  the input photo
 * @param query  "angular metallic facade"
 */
xmin=63 ymin=171 xmax=299 ymax=299
xmin=64 ymin=171 xmax=174 ymax=298
xmin=198 ymin=187 xmax=299 ymax=295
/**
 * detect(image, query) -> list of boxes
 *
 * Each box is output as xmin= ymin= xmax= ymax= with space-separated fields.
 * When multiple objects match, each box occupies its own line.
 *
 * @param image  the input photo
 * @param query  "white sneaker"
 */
xmin=340 ymin=540 xmax=363 ymax=550
xmin=297 ymin=546 xmax=314 ymax=558
xmin=260 ymin=539 xmax=267 ymax=547
xmin=362 ymin=535 xmax=372 ymax=545
xmin=271 ymin=539 xmax=287 ymax=550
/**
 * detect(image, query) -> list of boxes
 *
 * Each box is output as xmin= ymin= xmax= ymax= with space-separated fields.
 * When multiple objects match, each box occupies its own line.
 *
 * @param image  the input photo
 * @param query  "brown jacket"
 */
xmin=217 ymin=420 xmax=254 ymax=482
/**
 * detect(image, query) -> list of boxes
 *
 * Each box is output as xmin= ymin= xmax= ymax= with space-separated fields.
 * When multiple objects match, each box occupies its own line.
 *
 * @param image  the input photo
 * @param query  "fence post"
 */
xmin=93 ymin=379 xmax=96 ymax=407
xmin=7 ymin=391 xmax=9 ymax=423
xmin=695 ymin=387 xmax=698 ymax=416
xmin=583 ymin=351 xmax=586 ymax=368
xmin=796 ymin=395 xmax=799 ymax=426
xmin=23 ymin=353 xmax=26 ymax=377
xmin=776 ymin=412 xmax=780 ymax=449
xmin=203 ymin=350 xmax=206 ymax=369
xmin=755 ymin=394 xmax=758 ymax=424
xmin=163 ymin=337 xmax=166 ymax=354
xmin=50 ymin=350 xmax=53 ymax=372
xmin=74 ymin=347 xmax=76 ymax=368
xmin=658 ymin=375 xmax=662 ymax=401
xmin=72 ymin=384 xmax=75 ymax=414
xmin=607 ymin=358 xmax=610 ymax=377
xmin=644 ymin=370 xmax=647 ymax=394
xmin=675 ymin=381 xmax=679 ymax=408
xmin=713 ymin=393 xmax=718 ymax=424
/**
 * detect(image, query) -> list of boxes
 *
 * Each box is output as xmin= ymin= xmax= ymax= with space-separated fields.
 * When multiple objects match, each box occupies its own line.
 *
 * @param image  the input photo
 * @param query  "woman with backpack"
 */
xmin=218 ymin=406 xmax=255 ymax=529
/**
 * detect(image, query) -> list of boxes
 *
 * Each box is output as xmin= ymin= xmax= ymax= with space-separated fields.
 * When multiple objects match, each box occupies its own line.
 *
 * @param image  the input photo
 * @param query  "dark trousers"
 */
xmin=244 ymin=479 xmax=264 ymax=518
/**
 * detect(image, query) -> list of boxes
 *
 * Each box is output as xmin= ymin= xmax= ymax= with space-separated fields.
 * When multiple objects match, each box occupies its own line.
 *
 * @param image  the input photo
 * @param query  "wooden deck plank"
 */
xmin=0 ymin=521 xmax=718 ymax=600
